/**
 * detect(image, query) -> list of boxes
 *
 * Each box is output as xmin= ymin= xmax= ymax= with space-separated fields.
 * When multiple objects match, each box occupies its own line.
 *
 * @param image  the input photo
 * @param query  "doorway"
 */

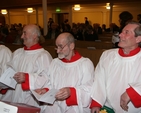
xmin=53 ymin=13 xmax=69 ymax=26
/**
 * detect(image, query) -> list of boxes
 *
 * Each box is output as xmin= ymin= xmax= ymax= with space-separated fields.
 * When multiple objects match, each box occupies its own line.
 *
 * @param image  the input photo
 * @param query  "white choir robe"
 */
xmin=91 ymin=49 xmax=141 ymax=113
xmin=1 ymin=48 xmax=52 ymax=112
xmin=0 ymin=45 xmax=12 ymax=99
xmin=0 ymin=45 xmax=12 ymax=75
xmin=43 ymin=57 xmax=94 ymax=113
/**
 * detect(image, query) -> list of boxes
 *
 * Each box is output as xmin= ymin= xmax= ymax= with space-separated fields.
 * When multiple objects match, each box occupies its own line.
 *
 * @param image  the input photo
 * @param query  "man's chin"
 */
xmin=58 ymin=54 xmax=65 ymax=59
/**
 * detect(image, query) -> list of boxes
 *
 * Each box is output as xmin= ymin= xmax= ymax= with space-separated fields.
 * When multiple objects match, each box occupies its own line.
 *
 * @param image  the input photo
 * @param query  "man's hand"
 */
xmin=91 ymin=107 xmax=100 ymax=113
xmin=34 ymin=89 xmax=47 ymax=95
xmin=55 ymin=87 xmax=70 ymax=101
xmin=13 ymin=72 xmax=25 ymax=83
xmin=120 ymin=91 xmax=130 ymax=111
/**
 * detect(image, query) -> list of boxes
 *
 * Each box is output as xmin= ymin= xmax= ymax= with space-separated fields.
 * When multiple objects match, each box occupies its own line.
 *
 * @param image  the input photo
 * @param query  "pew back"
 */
xmin=42 ymin=39 xmax=113 ymax=49
xmin=4 ymin=43 xmax=105 ymax=67
xmin=44 ymin=46 xmax=105 ymax=67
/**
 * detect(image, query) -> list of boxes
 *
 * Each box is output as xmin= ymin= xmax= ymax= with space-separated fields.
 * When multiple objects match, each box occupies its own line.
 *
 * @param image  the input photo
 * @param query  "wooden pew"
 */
xmin=75 ymin=40 xmax=113 ymax=49
xmin=44 ymin=46 xmax=105 ymax=67
xmin=4 ymin=43 xmax=105 ymax=67
xmin=3 ymin=43 xmax=24 ymax=52
xmin=42 ymin=40 xmax=113 ymax=49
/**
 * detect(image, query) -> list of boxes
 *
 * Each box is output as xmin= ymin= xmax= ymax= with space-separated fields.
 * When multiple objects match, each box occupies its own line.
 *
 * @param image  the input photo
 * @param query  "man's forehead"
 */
xmin=23 ymin=26 xmax=32 ymax=32
xmin=57 ymin=35 xmax=67 ymax=41
xmin=124 ymin=24 xmax=137 ymax=31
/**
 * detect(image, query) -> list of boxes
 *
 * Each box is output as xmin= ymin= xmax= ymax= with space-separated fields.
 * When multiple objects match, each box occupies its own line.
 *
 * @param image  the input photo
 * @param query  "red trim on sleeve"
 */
xmin=0 ymin=88 xmax=8 ymax=94
xmin=90 ymin=100 xmax=102 ymax=108
xmin=21 ymin=73 xmax=30 ymax=90
xmin=66 ymin=87 xmax=78 ymax=106
xmin=44 ymin=88 xmax=49 ymax=92
xmin=126 ymin=87 xmax=141 ymax=108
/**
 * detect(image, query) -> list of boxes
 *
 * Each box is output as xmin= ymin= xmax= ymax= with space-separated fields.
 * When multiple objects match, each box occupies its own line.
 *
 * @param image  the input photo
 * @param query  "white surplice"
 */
xmin=44 ymin=57 xmax=94 ymax=113
xmin=0 ymin=45 xmax=12 ymax=99
xmin=1 ymin=47 xmax=52 ymax=109
xmin=91 ymin=49 xmax=141 ymax=113
xmin=0 ymin=45 xmax=12 ymax=75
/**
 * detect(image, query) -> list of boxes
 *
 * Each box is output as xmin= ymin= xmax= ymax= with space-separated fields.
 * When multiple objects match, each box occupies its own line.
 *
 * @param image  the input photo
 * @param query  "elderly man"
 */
xmin=36 ymin=32 xmax=94 ymax=113
xmin=1 ymin=24 xmax=52 ymax=110
xmin=90 ymin=21 xmax=141 ymax=113
xmin=0 ymin=45 xmax=12 ymax=97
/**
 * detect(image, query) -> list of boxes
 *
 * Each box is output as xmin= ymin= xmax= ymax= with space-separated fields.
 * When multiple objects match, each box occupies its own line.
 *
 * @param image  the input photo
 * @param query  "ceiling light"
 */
xmin=74 ymin=4 xmax=80 ymax=11
xmin=106 ymin=3 xmax=110 ymax=9
xmin=1 ymin=9 xmax=7 ymax=15
xmin=27 ymin=8 xmax=33 ymax=13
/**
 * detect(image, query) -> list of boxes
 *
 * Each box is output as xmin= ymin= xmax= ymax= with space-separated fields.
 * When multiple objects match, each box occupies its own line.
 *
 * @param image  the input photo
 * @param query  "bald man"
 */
xmin=36 ymin=32 xmax=94 ymax=113
xmin=1 ymin=24 xmax=52 ymax=111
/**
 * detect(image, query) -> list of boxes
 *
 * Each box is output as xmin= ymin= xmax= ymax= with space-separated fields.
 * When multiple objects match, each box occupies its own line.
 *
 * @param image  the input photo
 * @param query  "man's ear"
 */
xmin=136 ymin=36 xmax=141 ymax=43
xmin=70 ymin=43 xmax=75 ymax=50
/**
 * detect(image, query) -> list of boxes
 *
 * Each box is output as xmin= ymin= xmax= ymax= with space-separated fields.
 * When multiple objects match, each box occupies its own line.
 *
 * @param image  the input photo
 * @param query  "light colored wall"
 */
xmin=72 ymin=12 xmax=103 ymax=25
xmin=3 ymin=3 xmax=141 ymax=28
xmin=5 ymin=15 xmax=26 ymax=25
xmin=28 ymin=14 xmax=36 ymax=24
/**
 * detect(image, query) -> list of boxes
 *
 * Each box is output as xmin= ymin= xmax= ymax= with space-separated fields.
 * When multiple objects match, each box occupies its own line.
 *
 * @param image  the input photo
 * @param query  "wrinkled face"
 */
xmin=55 ymin=36 xmax=72 ymax=59
xmin=21 ymin=26 xmax=35 ymax=47
xmin=118 ymin=24 xmax=139 ymax=50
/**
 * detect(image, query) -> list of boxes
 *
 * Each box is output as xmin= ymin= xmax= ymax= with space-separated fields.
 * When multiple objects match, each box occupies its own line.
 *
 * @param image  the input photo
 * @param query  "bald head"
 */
xmin=55 ymin=32 xmax=75 ymax=60
xmin=24 ymin=24 xmax=41 ymax=39
xmin=56 ymin=32 xmax=75 ymax=44
xmin=21 ymin=24 xmax=41 ymax=48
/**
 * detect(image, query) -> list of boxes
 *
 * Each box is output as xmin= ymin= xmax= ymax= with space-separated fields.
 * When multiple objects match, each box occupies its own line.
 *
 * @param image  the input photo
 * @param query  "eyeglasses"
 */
xmin=55 ymin=42 xmax=70 ymax=51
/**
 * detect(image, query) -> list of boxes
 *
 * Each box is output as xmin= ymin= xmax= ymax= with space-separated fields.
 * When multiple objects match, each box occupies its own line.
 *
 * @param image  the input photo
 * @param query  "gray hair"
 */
xmin=127 ymin=21 xmax=141 ymax=46
xmin=65 ymin=33 xmax=75 ymax=44
xmin=126 ymin=21 xmax=141 ymax=37
xmin=31 ymin=25 xmax=41 ymax=39
xmin=134 ymin=25 xmax=141 ymax=37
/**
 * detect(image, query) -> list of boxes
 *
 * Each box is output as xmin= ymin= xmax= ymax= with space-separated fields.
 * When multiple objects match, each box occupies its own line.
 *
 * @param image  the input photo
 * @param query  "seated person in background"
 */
xmin=84 ymin=25 xmax=98 ymax=41
xmin=101 ymin=24 xmax=107 ymax=32
xmin=45 ymin=23 xmax=61 ymax=39
xmin=106 ymin=23 xmax=119 ymax=33
xmin=112 ymin=32 xmax=120 ymax=48
xmin=93 ymin=23 xmax=102 ymax=34
xmin=90 ymin=21 xmax=141 ymax=113
xmin=1 ymin=24 xmax=53 ymax=112
xmin=13 ymin=27 xmax=23 ymax=45
xmin=35 ymin=32 xmax=94 ymax=113
xmin=62 ymin=23 xmax=71 ymax=32
xmin=70 ymin=26 xmax=83 ymax=40
xmin=112 ymin=11 xmax=133 ymax=48
xmin=137 ymin=14 xmax=141 ymax=24
xmin=0 ymin=27 xmax=15 ymax=43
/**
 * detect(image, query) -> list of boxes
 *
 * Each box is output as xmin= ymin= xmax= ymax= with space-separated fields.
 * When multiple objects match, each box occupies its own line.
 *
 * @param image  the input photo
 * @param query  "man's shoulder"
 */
xmin=14 ymin=48 xmax=24 ymax=53
xmin=103 ymin=49 xmax=118 ymax=54
xmin=0 ymin=45 xmax=11 ymax=51
xmin=100 ymin=49 xmax=118 ymax=58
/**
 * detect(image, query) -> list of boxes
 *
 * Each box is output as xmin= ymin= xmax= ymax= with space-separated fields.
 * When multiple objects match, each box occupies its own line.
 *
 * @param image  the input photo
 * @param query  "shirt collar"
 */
xmin=118 ymin=47 xmax=140 ymax=57
xmin=24 ymin=43 xmax=42 ymax=50
xmin=61 ymin=51 xmax=82 ymax=63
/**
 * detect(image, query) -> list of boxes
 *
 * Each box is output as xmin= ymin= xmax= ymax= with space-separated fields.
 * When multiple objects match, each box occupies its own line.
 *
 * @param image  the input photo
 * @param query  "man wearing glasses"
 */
xmin=36 ymin=32 xmax=94 ymax=113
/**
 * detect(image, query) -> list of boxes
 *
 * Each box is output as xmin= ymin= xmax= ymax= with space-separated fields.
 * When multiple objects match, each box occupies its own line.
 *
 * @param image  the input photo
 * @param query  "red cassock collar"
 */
xmin=61 ymin=51 xmax=82 ymax=63
xmin=24 ymin=44 xmax=42 ymax=50
xmin=118 ymin=47 xmax=140 ymax=57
